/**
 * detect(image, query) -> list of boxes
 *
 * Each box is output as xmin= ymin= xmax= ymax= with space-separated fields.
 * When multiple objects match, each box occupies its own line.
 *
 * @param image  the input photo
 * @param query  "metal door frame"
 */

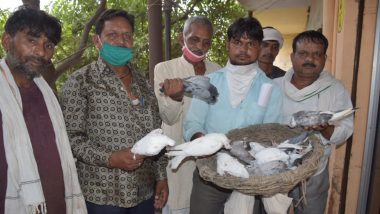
xmin=357 ymin=1 xmax=380 ymax=213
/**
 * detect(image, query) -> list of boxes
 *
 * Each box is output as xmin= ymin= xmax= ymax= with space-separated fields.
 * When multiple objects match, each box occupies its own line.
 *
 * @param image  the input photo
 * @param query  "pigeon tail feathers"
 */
xmin=328 ymin=108 xmax=356 ymax=123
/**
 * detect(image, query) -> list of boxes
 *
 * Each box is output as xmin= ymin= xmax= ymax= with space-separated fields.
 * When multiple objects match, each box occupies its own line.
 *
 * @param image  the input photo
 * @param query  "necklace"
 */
xmin=118 ymin=71 xmax=140 ymax=105
xmin=118 ymin=71 xmax=131 ymax=79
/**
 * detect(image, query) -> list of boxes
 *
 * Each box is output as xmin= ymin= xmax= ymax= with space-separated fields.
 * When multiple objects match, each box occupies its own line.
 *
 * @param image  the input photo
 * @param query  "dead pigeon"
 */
xmin=160 ymin=76 xmax=219 ymax=104
xmin=253 ymin=147 xmax=289 ymax=165
xmin=166 ymin=133 xmax=230 ymax=169
xmin=289 ymin=108 xmax=356 ymax=128
xmin=274 ymin=131 xmax=311 ymax=145
xmin=246 ymin=160 xmax=288 ymax=176
xmin=241 ymin=136 xmax=313 ymax=176
xmin=247 ymin=142 xmax=266 ymax=157
xmin=182 ymin=76 xmax=219 ymax=104
xmin=131 ymin=129 xmax=176 ymax=156
xmin=228 ymin=139 xmax=255 ymax=164
xmin=217 ymin=151 xmax=249 ymax=178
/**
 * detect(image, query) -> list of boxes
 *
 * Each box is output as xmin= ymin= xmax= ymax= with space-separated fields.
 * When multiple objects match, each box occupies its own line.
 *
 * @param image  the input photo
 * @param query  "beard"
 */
xmin=6 ymin=45 xmax=51 ymax=80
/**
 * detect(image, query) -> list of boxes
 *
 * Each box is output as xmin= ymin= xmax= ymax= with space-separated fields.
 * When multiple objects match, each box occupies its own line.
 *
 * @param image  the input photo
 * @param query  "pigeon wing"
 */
xmin=183 ymin=76 xmax=219 ymax=104
xmin=291 ymin=110 xmax=329 ymax=127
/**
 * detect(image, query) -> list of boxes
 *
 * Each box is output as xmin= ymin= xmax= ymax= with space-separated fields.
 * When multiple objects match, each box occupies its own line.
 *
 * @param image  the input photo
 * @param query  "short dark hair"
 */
xmin=292 ymin=30 xmax=329 ymax=54
xmin=95 ymin=9 xmax=135 ymax=35
xmin=4 ymin=7 xmax=62 ymax=45
xmin=227 ymin=17 xmax=263 ymax=42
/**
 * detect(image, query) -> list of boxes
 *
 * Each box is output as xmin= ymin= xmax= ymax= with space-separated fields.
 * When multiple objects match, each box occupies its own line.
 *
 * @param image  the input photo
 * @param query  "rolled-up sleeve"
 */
xmin=183 ymin=97 xmax=209 ymax=142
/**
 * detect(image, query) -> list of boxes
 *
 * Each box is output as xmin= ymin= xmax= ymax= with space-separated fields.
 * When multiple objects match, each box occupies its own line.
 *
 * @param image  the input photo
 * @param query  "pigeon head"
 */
xmin=205 ymin=133 xmax=231 ymax=149
xmin=222 ymin=138 xmax=232 ymax=150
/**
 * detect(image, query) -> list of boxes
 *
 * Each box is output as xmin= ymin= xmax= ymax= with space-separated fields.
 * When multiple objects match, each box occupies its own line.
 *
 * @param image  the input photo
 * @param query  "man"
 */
xmin=258 ymin=27 xmax=286 ymax=79
xmin=275 ymin=30 xmax=354 ymax=213
xmin=0 ymin=7 xmax=86 ymax=214
xmin=60 ymin=9 xmax=168 ymax=214
xmin=255 ymin=26 xmax=287 ymax=214
xmin=154 ymin=16 xmax=221 ymax=214
xmin=183 ymin=17 xmax=283 ymax=214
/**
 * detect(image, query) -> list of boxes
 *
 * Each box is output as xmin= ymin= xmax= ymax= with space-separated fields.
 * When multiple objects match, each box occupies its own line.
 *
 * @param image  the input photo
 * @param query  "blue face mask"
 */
xmin=99 ymin=42 xmax=134 ymax=66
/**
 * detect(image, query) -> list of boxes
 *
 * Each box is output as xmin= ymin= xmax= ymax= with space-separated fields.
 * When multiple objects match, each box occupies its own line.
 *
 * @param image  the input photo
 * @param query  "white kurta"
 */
xmin=154 ymin=56 xmax=221 ymax=211
xmin=275 ymin=69 xmax=354 ymax=175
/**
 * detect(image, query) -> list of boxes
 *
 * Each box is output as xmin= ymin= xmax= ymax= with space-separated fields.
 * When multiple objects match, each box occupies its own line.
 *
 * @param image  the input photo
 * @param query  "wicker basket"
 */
xmin=196 ymin=123 xmax=324 ymax=197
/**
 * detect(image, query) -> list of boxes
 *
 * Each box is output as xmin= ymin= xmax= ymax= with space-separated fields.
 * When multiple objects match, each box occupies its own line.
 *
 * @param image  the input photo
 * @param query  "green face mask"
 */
xmin=99 ymin=42 xmax=134 ymax=66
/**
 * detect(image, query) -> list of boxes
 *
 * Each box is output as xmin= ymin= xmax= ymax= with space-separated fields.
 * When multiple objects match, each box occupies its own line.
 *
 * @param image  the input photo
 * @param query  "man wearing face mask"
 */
xmin=60 ymin=9 xmax=168 ymax=214
xmin=153 ymin=16 xmax=221 ymax=214
xmin=184 ymin=17 xmax=283 ymax=214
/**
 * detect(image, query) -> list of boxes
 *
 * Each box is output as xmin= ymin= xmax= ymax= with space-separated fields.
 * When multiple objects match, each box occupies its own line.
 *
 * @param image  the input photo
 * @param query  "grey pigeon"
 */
xmin=159 ymin=76 xmax=219 ymax=104
xmin=228 ymin=140 xmax=255 ymax=164
xmin=246 ymin=160 xmax=288 ymax=176
xmin=281 ymin=131 xmax=311 ymax=145
xmin=160 ymin=75 xmax=219 ymax=104
xmin=240 ymin=136 xmax=313 ymax=176
xmin=289 ymin=108 xmax=356 ymax=128
xmin=182 ymin=76 xmax=219 ymax=104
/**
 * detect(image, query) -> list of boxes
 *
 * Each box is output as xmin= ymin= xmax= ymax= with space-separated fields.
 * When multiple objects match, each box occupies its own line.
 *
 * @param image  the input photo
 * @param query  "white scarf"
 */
xmin=226 ymin=61 xmax=258 ymax=107
xmin=281 ymin=68 xmax=334 ymax=102
xmin=0 ymin=59 xmax=87 ymax=214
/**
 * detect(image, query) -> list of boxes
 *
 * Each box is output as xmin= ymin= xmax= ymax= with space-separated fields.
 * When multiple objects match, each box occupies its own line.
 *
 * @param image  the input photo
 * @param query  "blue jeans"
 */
xmin=86 ymin=198 xmax=155 ymax=214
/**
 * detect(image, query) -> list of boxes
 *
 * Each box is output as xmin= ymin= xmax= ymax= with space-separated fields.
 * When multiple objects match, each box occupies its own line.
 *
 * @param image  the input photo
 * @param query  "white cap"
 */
xmin=263 ymin=28 xmax=284 ymax=48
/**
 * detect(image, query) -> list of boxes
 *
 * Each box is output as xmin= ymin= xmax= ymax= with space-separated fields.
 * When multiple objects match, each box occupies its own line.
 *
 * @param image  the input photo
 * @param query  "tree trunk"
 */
xmin=148 ymin=0 xmax=163 ymax=83
xmin=41 ymin=0 xmax=107 ymax=91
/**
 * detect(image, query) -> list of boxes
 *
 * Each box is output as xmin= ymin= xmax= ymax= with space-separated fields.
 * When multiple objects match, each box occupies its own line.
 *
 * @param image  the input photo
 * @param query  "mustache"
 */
xmin=26 ymin=56 xmax=51 ymax=65
xmin=190 ymin=49 xmax=205 ymax=56
xmin=237 ymin=54 xmax=250 ymax=58
xmin=302 ymin=63 xmax=316 ymax=67
xmin=261 ymin=53 xmax=274 ymax=58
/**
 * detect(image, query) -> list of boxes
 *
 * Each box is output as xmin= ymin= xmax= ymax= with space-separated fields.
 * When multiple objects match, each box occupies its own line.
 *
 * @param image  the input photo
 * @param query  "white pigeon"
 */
xmin=131 ymin=128 xmax=175 ymax=156
xmin=167 ymin=133 xmax=231 ymax=169
xmin=254 ymin=148 xmax=289 ymax=165
xmin=247 ymin=142 xmax=266 ymax=157
xmin=217 ymin=152 xmax=249 ymax=178
xmin=289 ymin=108 xmax=356 ymax=128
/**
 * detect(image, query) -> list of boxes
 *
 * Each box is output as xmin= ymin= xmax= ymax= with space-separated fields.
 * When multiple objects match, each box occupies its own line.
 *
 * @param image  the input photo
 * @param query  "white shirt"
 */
xmin=153 ymin=56 xmax=221 ymax=210
xmin=275 ymin=69 xmax=354 ymax=175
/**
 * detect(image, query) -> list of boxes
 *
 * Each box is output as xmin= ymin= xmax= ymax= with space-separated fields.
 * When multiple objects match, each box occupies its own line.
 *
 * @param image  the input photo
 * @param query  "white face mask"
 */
xmin=226 ymin=61 xmax=258 ymax=107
